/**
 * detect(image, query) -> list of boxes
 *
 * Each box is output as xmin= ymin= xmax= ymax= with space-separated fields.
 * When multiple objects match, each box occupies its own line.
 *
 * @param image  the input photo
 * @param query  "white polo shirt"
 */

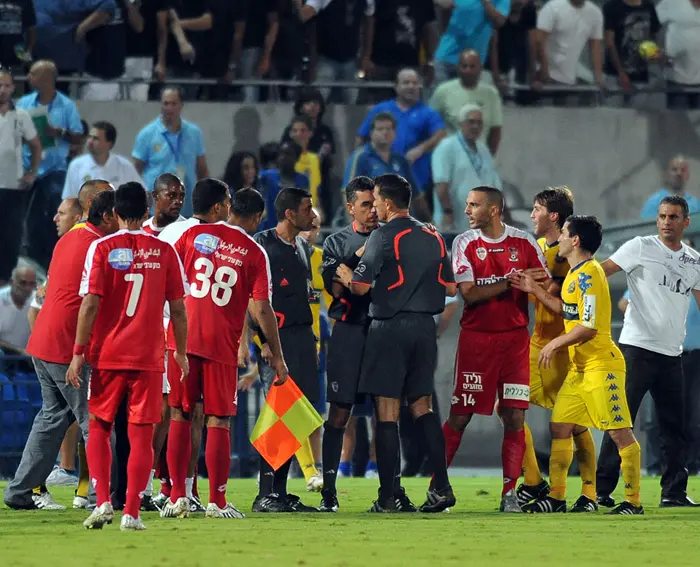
xmin=611 ymin=235 xmax=700 ymax=357
xmin=0 ymin=106 xmax=37 ymax=190
xmin=62 ymin=152 xmax=144 ymax=199
xmin=657 ymin=0 xmax=700 ymax=85
xmin=0 ymin=287 xmax=32 ymax=349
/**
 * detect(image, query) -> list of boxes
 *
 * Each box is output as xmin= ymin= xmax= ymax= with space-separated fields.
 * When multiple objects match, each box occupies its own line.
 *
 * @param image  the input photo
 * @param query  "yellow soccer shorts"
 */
xmin=551 ymin=367 xmax=632 ymax=430
xmin=529 ymin=343 xmax=569 ymax=409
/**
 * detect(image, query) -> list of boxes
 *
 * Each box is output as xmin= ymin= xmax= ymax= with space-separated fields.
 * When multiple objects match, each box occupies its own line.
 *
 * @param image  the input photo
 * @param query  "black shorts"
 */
xmin=326 ymin=321 xmax=369 ymax=406
xmin=359 ymin=313 xmax=437 ymax=401
xmin=259 ymin=325 xmax=319 ymax=403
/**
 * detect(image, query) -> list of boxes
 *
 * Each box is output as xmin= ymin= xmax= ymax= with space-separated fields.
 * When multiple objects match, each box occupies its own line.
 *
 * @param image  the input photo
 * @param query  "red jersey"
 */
xmin=26 ymin=223 xmax=104 ymax=364
xmin=166 ymin=221 xmax=272 ymax=367
xmin=452 ymin=224 xmax=549 ymax=333
xmin=80 ymin=230 xmax=188 ymax=371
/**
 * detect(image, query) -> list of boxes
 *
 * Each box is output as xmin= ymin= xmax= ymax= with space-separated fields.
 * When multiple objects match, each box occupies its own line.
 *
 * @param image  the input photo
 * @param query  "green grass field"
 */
xmin=2 ymin=477 xmax=700 ymax=567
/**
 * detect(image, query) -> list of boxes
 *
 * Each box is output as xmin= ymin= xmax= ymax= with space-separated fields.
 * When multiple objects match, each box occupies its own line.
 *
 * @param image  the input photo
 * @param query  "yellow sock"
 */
xmin=522 ymin=423 xmax=543 ymax=486
xmin=32 ymin=485 xmax=42 ymax=495
xmin=549 ymin=437 xmax=574 ymax=501
xmin=295 ymin=437 xmax=319 ymax=481
xmin=573 ymin=429 xmax=597 ymax=500
xmin=619 ymin=441 xmax=642 ymax=507
xmin=76 ymin=440 xmax=90 ymax=499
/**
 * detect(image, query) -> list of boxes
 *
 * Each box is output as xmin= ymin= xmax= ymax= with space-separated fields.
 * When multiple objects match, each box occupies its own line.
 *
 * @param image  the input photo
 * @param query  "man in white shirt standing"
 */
xmin=62 ymin=121 xmax=143 ymax=200
xmin=0 ymin=265 xmax=38 ymax=356
xmin=596 ymin=195 xmax=700 ymax=508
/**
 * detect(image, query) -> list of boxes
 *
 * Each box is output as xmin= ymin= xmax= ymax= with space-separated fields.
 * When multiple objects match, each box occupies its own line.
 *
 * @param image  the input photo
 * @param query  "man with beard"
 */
xmin=143 ymin=173 xmax=187 ymax=234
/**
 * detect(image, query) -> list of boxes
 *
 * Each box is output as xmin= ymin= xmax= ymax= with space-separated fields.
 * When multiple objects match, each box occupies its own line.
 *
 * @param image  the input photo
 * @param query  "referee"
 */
xmin=596 ymin=195 xmax=700 ymax=507
xmin=337 ymin=173 xmax=457 ymax=513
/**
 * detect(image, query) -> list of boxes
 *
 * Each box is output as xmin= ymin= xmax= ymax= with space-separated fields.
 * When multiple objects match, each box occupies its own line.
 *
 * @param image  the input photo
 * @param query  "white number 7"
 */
xmin=124 ymin=273 xmax=144 ymax=317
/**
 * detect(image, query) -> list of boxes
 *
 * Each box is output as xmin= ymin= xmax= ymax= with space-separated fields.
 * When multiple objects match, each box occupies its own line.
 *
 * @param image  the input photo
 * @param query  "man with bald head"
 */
xmin=641 ymin=156 xmax=700 ymax=219
xmin=0 ymin=265 xmax=37 ymax=356
xmin=143 ymin=174 xmax=187 ymax=234
xmin=54 ymin=198 xmax=82 ymax=237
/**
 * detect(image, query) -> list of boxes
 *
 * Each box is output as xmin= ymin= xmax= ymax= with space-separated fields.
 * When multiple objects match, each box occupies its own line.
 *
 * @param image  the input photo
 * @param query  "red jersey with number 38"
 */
xmin=166 ymin=221 xmax=272 ymax=366
xmin=80 ymin=230 xmax=188 ymax=371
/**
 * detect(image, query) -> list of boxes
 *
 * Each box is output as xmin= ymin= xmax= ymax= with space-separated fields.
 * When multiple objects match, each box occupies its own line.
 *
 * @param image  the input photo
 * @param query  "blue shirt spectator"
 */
xmin=257 ymin=169 xmax=310 ymax=232
xmin=640 ymin=156 xmax=699 ymax=220
xmin=640 ymin=189 xmax=700 ymax=220
xmin=344 ymin=143 xmax=420 ymax=193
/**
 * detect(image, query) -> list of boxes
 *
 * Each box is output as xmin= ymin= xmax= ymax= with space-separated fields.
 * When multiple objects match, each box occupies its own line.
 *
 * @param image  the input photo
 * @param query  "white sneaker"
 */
xmin=83 ymin=502 xmax=114 ymax=529
xmin=205 ymin=502 xmax=246 ymax=519
xmin=159 ymin=497 xmax=190 ymax=518
xmin=306 ymin=473 xmax=324 ymax=493
xmin=32 ymin=492 xmax=66 ymax=510
xmin=73 ymin=496 xmax=89 ymax=509
xmin=364 ymin=469 xmax=379 ymax=480
xmin=45 ymin=466 xmax=78 ymax=487
xmin=120 ymin=514 xmax=147 ymax=531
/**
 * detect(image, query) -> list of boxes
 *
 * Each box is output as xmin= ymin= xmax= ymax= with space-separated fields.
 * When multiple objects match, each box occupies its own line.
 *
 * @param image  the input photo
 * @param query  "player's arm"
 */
xmin=604 ymin=237 xmax=641 ymax=277
xmin=692 ymin=289 xmax=700 ymax=311
xmin=66 ymin=293 xmax=101 ymax=388
xmin=512 ymin=273 xmax=563 ymax=314
xmin=346 ymin=230 xmax=383 ymax=296
xmin=250 ymin=299 xmax=288 ymax=384
xmin=458 ymin=280 xmax=508 ymax=306
xmin=600 ymin=258 xmax=622 ymax=277
xmin=321 ymin=236 xmax=346 ymax=298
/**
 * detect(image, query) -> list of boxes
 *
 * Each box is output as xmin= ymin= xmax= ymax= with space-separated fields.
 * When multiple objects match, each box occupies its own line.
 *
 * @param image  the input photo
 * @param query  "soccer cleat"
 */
xmin=252 ymin=493 xmax=295 ymax=513
xmin=83 ymin=502 xmax=114 ymax=529
xmin=151 ymin=492 xmax=168 ymax=509
xmin=319 ymin=489 xmax=339 ymax=512
xmin=515 ymin=480 xmax=550 ymax=506
xmin=306 ymin=472 xmax=324 ymax=492
xmin=569 ymin=495 xmax=599 ymax=513
xmin=394 ymin=486 xmax=418 ymax=512
xmin=368 ymin=498 xmax=397 ymax=513
xmin=32 ymin=491 xmax=66 ymax=510
xmin=159 ymin=497 xmax=190 ymax=518
xmin=660 ymin=495 xmax=700 ymax=508
xmin=46 ymin=466 xmax=78 ymax=487
xmin=606 ymin=501 xmax=644 ymax=515
xmin=419 ymin=486 xmax=456 ymax=513
xmin=597 ymin=494 xmax=616 ymax=508
xmin=205 ymin=502 xmax=246 ymax=519
xmin=120 ymin=514 xmax=147 ymax=531
xmin=284 ymin=493 xmax=319 ymax=512
xmin=500 ymin=489 xmax=524 ymax=513
xmin=73 ymin=496 xmax=89 ymax=509
xmin=522 ymin=495 xmax=566 ymax=514
xmin=140 ymin=495 xmax=160 ymax=512
xmin=189 ymin=495 xmax=206 ymax=513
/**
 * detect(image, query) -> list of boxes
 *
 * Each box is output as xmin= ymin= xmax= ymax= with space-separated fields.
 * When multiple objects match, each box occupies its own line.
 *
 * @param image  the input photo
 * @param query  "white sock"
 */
xmin=144 ymin=469 xmax=155 ymax=496
xmin=185 ymin=477 xmax=194 ymax=499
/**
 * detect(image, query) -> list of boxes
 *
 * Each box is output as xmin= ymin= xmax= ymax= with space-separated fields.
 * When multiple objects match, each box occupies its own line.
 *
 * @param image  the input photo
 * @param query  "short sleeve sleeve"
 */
xmin=66 ymin=101 xmax=83 ymax=134
xmin=80 ymin=241 xmax=104 ymax=297
xmin=576 ymin=267 xmax=604 ymax=330
xmin=321 ymin=236 xmax=341 ymax=294
xmin=194 ymin=127 xmax=205 ymax=157
xmin=452 ymin=234 xmax=475 ymax=284
xmin=426 ymin=108 xmax=446 ymax=136
xmin=251 ymin=248 xmax=272 ymax=301
xmin=525 ymin=233 xmax=550 ymax=275
xmin=591 ymin=6 xmax=604 ymax=40
xmin=19 ymin=110 xmax=37 ymax=141
xmin=440 ymin=236 xmax=455 ymax=284
xmin=609 ymin=237 xmax=642 ymax=273
xmin=490 ymin=88 xmax=503 ymax=128
xmin=431 ymin=138 xmax=451 ymax=184
xmin=353 ymin=230 xmax=384 ymax=286
xmin=537 ymin=2 xmax=555 ymax=32
xmin=132 ymin=127 xmax=151 ymax=162
xmin=164 ymin=244 xmax=188 ymax=302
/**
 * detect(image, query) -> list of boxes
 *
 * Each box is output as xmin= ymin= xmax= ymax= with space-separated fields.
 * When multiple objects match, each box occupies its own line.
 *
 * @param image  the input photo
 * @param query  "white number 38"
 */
xmin=190 ymin=257 xmax=238 ymax=307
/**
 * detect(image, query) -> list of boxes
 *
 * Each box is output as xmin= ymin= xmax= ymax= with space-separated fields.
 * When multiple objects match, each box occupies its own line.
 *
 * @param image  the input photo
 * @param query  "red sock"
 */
xmin=87 ymin=419 xmax=113 ymax=507
xmin=443 ymin=421 xmax=464 ymax=468
xmin=192 ymin=466 xmax=199 ymax=498
xmin=502 ymin=428 xmax=526 ymax=496
xmin=124 ymin=423 xmax=154 ymax=518
xmin=158 ymin=441 xmax=171 ymax=497
xmin=166 ymin=420 xmax=191 ymax=502
xmin=206 ymin=426 xmax=230 ymax=509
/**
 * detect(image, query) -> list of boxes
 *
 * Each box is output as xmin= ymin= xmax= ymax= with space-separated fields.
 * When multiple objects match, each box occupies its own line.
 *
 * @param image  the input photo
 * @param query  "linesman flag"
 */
xmin=250 ymin=376 xmax=323 ymax=470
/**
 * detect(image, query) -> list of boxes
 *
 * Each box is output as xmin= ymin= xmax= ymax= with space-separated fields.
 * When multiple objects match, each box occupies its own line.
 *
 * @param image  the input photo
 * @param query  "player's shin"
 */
xmin=376 ymin=421 xmax=400 ymax=504
xmin=167 ymin=419 xmax=192 ymax=501
xmin=416 ymin=413 xmax=450 ymax=491
xmin=573 ymin=428 xmax=597 ymax=500
xmin=206 ymin=425 xmax=230 ymax=508
xmin=522 ymin=423 xmax=543 ymax=486
xmin=124 ymin=423 xmax=155 ymax=519
xmin=549 ymin=437 xmax=574 ymax=501
xmin=443 ymin=420 xmax=464 ymax=469
xmin=619 ymin=439 xmax=641 ymax=507
xmin=322 ymin=422 xmax=345 ymax=493
xmin=87 ymin=418 xmax=113 ymax=506
xmin=76 ymin=440 xmax=90 ymax=499
xmin=502 ymin=428 xmax=526 ymax=496
xmin=273 ymin=458 xmax=293 ymax=496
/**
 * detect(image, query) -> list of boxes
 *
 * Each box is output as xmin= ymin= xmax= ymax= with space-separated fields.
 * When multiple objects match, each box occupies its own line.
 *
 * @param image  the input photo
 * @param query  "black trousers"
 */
xmin=683 ymin=350 xmax=700 ymax=471
xmin=0 ymin=189 xmax=27 ymax=282
xmin=596 ymin=345 xmax=688 ymax=500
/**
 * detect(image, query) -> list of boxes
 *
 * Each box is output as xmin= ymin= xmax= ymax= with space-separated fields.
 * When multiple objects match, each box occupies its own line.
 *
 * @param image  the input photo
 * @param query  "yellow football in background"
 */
xmin=639 ymin=41 xmax=660 ymax=60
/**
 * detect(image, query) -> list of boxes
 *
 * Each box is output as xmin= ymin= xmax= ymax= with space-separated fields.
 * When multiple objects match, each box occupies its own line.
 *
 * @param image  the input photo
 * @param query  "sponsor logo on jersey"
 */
xmin=456 ymin=264 xmax=469 ymax=275
xmin=194 ymin=233 xmax=220 ymax=255
xmin=577 ymin=272 xmax=592 ymax=293
xmin=561 ymin=301 xmax=578 ymax=320
xmin=679 ymin=253 xmax=700 ymax=265
xmin=489 ymin=248 xmax=504 ymax=253
xmin=108 ymin=248 xmax=134 ymax=270
xmin=357 ymin=263 xmax=367 ymax=273
xmin=613 ymin=415 xmax=625 ymax=423
xmin=568 ymin=280 xmax=576 ymax=293
xmin=583 ymin=294 xmax=596 ymax=326
xmin=476 ymin=247 xmax=487 ymax=260
xmin=502 ymin=383 xmax=530 ymax=402
xmin=461 ymin=372 xmax=483 ymax=392
xmin=508 ymin=247 xmax=519 ymax=262
xmin=476 ymin=267 xmax=519 ymax=286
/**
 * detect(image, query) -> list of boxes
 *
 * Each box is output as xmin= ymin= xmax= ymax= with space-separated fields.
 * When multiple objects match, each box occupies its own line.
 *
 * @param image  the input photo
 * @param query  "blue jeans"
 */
xmin=25 ymin=171 xmax=66 ymax=270
xmin=315 ymin=57 xmax=357 ymax=104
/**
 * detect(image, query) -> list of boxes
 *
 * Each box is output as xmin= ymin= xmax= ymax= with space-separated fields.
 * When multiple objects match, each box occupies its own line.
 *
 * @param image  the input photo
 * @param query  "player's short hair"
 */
xmin=374 ymin=173 xmax=411 ymax=210
xmin=290 ymin=114 xmax=313 ymax=131
xmin=534 ymin=187 xmax=574 ymax=229
xmin=275 ymin=187 xmax=312 ymax=221
xmin=92 ymin=120 xmax=117 ymax=146
xmin=231 ymin=187 xmax=265 ymax=218
xmin=161 ymin=86 xmax=183 ymax=102
xmin=371 ymin=112 xmax=396 ymax=131
xmin=345 ymin=176 xmax=374 ymax=204
xmin=64 ymin=198 xmax=82 ymax=217
xmin=472 ymin=185 xmax=505 ymax=213
xmin=154 ymin=172 xmax=184 ymax=194
xmin=259 ymin=142 xmax=280 ymax=168
xmin=565 ymin=215 xmax=603 ymax=255
xmin=114 ymin=182 xmax=148 ymax=222
xmin=458 ymin=103 xmax=482 ymax=123
xmin=87 ymin=190 xmax=115 ymax=226
xmin=660 ymin=195 xmax=689 ymax=219
xmin=78 ymin=179 xmax=113 ymax=213
xmin=192 ymin=178 xmax=229 ymax=215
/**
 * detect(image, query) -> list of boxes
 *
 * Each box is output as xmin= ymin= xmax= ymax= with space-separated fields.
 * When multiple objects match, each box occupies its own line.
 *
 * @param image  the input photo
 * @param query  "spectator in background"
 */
xmin=430 ymin=49 xmax=502 ymax=155
xmin=237 ymin=0 xmax=279 ymax=102
xmin=640 ymin=156 xmax=700 ymax=219
xmin=431 ymin=104 xmax=501 ymax=231
xmin=0 ymin=0 xmax=36 ymax=70
xmin=223 ymin=150 xmax=259 ymax=192
xmin=603 ymin=0 xmax=661 ymax=108
xmin=53 ymin=198 xmax=82 ymax=237
xmin=132 ymin=87 xmax=209 ymax=216
xmin=68 ymin=120 xmax=90 ymax=163
xmin=0 ymin=265 xmax=37 ymax=356
xmin=63 ymin=121 xmax=143 ymax=199
xmin=435 ymin=0 xmax=510 ymax=84
xmin=287 ymin=114 xmax=322 ymax=208
xmin=658 ymin=0 xmax=700 ymax=110
xmin=166 ymin=4 xmax=210 ymax=100
xmin=356 ymin=68 xmax=446 ymax=212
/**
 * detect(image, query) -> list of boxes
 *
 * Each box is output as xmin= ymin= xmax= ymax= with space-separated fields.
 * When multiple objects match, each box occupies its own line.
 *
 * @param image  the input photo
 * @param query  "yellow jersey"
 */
xmin=531 ymin=238 xmax=569 ymax=347
xmin=295 ymin=151 xmax=322 ymax=207
xmin=309 ymin=246 xmax=332 ymax=350
xmin=561 ymin=258 xmax=625 ymax=372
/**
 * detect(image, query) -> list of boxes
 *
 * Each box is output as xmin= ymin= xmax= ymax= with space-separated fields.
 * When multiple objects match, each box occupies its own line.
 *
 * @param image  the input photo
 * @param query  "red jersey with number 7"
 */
xmin=166 ymin=221 xmax=272 ymax=366
xmin=80 ymin=230 xmax=188 ymax=372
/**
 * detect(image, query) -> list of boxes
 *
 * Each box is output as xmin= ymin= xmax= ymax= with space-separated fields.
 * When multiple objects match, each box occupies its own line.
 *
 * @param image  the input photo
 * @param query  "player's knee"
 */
xmin=327 ymin=403 xmax=352 ymax=429
xmin=550 ymin=422 xmax=574 ymax=439
xmin=447 ymin=413 xmax=470 ymax=432
xmin=608 ymin=427 xmax=636 ymax=449
xmin=572 ymin=425 xmax=588 ymax=437
xmin=206 ymin=415 xmax=230 ymax=429
xmin=500 ymin=408 xmax=525 ymax=431
xmin=407 ymin=396 xmax=432 ymax=419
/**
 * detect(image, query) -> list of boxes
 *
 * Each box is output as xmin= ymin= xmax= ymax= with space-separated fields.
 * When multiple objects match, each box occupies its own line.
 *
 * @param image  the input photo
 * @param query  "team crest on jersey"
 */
xmin=83 ymin=174 xmax=92 ymax=182
xmin=153 ymin=143 xmax=162 ymax=153
xmin=476 ymin=247 xmax=487 ymax=260
xmin=508 ymin=247 xmax=519 ymax=262
xmin=193 ymin=233 xmax=220 ymax=255
xmin=578 ymin=272 xmax=592 ymax=293
xmin=568 ymin=280 xmax=576 ymax=293
xmin=108 ymin=248 xmax=134 ymax=270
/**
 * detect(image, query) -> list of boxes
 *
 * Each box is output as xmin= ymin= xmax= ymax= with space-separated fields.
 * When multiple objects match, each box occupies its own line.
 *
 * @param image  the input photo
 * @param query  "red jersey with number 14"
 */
xmin=166 ymin=221 xmax=272 ymax=367
xmin=451 ymin=224 xmax=549 ymax=333
xmin=80 ymin=230 xmax=188 ymax=371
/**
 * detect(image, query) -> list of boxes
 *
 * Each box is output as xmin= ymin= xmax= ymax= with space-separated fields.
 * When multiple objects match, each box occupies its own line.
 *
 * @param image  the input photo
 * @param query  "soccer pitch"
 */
xmin=2 ymin=477 xmax=699 ymax=567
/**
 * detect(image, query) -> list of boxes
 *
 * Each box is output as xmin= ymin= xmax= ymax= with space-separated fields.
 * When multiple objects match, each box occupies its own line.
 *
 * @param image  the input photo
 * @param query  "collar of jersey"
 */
xmin=570 ymin=258 xmax=593 ymax=273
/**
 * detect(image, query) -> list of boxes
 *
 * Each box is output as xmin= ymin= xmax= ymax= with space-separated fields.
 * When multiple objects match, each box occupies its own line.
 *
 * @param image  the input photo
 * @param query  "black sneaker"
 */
xmin=283 ymin=493 xmax=319 ymax=512
xmin=522 ymin=496 xmax=566 ymax=513
xmin=597 ymin=494 xmax=616 ymax=508
xmin=515 ymin=480 xmax=550 ymax=506
xmin=368 ymin=498 xmax=397 ymax=513
xmin=606 ymin=501 xmax=644 ymax=515
xmin=394 ymin=486 xmax=418 ymax=513
xmin=419 ymin=486 xmax=456 ymax=513
xmin=189 ymin=494 xmax=206 ymax=513
xmin=569 ymin=495 xmax=598 ymax=513
xmin=252 ymin=493 xmax=295 ymax=513
xmin=319 ymin=489 xmax=338 ymax=512
xmin=140 ymin=495 xmax=160 ymax=512
xmin=660 ymin=495 xmax=700 ymax=508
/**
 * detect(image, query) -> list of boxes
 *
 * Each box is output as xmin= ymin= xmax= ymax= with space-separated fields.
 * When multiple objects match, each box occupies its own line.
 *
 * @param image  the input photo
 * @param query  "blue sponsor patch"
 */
xmin=194 ymin=233 xmax=220 ymax=255
xmin=108 ymin=248 xmax=134 ymax=270
xmin=577 ymin=272 xmax=592 ymax=294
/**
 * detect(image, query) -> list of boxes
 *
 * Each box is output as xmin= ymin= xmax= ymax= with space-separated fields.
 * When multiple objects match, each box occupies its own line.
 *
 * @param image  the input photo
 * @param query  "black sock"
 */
xmin=258 ymin=456 xmax=275 ymax=497
xmin=376 ymin=421 xmax=399 ymax=504
xmin=273 ymin=457 xmax=293 ymax=496
xmin=322 ymin=422 xmax=345 ymax=493
xmin=416 ymin=412 xmax=449 ymax=491
xmin=393 ymin=437 xmax=402 ymax=495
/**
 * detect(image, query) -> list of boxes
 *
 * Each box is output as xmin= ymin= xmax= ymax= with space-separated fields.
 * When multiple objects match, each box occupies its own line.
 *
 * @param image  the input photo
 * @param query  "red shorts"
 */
xmin=451 ymin=327 xmax=530 ymax=416
xmin=88 ymin=368 xmax=162 ymax=424
xmin=167 ymin=351 xmax=238 ymax=417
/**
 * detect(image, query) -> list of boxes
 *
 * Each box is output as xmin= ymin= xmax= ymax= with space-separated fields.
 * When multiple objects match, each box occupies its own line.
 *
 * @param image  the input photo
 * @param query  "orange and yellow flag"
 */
xmin=250 ymin=377 xmax=323 ymax=470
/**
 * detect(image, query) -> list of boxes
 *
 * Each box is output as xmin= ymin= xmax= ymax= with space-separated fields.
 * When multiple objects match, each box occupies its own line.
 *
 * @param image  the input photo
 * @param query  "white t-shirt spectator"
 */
xmin=62 ymin=152 xmax=144 ymax=199
xmin=611 ymin=235 xmax=700 ymax=357
xmin=657 ymin=0 xmax=700 ymax=85
xmin=0 ymin=286 xmax=32 ymax=350
xmin=0 ymin=106 xmax=36 ymax=190
xmin=537 ymin=0 xmax=604 ymax=85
